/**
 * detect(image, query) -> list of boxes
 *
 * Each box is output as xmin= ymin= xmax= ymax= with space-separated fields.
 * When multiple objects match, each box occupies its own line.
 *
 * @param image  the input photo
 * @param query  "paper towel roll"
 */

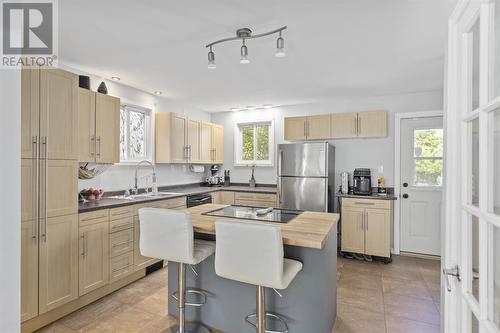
xmin=190 ymin=165 xmax=205 ymax=173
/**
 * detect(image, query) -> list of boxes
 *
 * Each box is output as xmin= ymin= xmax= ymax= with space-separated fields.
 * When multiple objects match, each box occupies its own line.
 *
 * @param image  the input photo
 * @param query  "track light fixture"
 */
xmin=206 ymin=26 xmax=287 ymax=68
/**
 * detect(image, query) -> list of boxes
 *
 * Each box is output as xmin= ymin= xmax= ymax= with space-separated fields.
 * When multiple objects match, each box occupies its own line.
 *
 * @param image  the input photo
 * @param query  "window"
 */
xmin=412 ymin=128 xmax=443 ymax=186
xmin=235 ymin=121 xmax=274 ymax=166
xmin=120 ymin=105 xmax=152 ymax=162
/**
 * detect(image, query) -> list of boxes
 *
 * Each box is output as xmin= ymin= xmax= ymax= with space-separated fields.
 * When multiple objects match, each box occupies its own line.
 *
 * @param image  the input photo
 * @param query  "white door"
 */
xmin=400 ymin=116 xmax=443 ymax=256
xmin=445 ymin=1 xmax=500 ymax=332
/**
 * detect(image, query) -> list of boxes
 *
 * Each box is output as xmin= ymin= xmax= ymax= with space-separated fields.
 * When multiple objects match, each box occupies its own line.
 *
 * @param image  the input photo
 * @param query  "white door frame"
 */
xmin=394 ymin=110 xmax=443 ymax=255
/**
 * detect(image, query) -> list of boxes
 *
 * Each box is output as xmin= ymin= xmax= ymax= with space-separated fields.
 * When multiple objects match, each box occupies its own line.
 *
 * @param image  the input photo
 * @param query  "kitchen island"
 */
xmin=168 ymin=204 xmax=339 ymax=333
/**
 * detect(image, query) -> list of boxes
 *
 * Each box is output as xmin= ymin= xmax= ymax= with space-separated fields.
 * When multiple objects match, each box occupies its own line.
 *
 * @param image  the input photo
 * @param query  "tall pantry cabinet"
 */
xmin=21 ymin=68 xmax=79 ymax=321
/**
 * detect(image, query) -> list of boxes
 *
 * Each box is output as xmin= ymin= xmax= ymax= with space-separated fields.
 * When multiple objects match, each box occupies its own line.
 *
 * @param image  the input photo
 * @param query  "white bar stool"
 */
xmin=139 ymin=208 xmax=215 ymax=333
xmin=214 ymin=220 xmax=303 ymax=333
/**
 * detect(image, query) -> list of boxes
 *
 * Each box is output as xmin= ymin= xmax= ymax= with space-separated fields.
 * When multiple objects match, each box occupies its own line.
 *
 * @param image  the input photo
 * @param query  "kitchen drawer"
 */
xmin=79 ymin=209 xmax=109 ymax=227
xmin=341 ymin=197 xmax=391 ymax=210
xmin=235 ymin=200 xmax=277 ymax=208
xmin=109 ymin=252 xmax=134 ymax=282
xmin=109 ymin=205 xmax=134 ymax=221
xmin=234 ymin=192 xmax=277 ymax=202
xmin=109 ymin=229 xmax=134 ymax=258
xmin=109 ymin=216 xmax=134 ymax=233
xmin=158 ymin=196 xmax=186 ymax=209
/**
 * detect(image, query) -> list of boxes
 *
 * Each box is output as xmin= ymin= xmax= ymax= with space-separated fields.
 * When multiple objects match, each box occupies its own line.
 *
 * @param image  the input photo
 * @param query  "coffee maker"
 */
xmin=353 ymin=168 xmax=372 ymax=195
xmin=206 ymin=165 xmax=223 ymax=186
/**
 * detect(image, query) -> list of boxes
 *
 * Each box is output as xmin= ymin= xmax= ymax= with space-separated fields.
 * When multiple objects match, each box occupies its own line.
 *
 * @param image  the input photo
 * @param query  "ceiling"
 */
xmin=59 ymin=0 xmax=456 ymax=112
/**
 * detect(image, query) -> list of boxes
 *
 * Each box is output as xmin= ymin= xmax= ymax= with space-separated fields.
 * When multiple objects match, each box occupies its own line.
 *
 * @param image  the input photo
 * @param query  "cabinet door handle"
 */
xmin=80 ymin=233 xmax=86 ymax=256
xmin=365 ymin=212 xmax=368 ymax=230
xmin=96 ymin=136 xmax=101 ymax=158
xmin=358 ymin=117 xmax=361 ymax=135
xmin=90 ymin=135 xmax=95 ymax=157
xmin=32 ymin=136 xmax=39 ymax=240
xmin=307 ymin=121 xmax=310 ymax=137
xmin=42 ymin=136 xmax=48 ymax=241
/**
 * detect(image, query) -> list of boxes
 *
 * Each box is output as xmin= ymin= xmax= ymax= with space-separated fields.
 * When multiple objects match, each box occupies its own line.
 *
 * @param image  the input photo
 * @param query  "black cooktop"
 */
xmin=203 ymin=205 xmax=301 ymax=224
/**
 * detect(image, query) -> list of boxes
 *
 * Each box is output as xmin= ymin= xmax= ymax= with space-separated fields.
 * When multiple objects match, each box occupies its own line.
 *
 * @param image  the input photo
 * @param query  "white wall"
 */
xmin=0 ymin=70 xmax=21 ymax=332
xmin=211 ymin=90 xmax=444 ymax=189
xmin=60 ymin=64 xmax=212 ymax=192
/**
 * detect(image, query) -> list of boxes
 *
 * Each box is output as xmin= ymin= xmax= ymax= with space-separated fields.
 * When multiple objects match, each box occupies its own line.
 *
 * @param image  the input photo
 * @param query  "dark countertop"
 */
xmin=337 ymin=192 xmax=397 ymax=200
xmin=79 ymin=184 xmax=277 ymax=213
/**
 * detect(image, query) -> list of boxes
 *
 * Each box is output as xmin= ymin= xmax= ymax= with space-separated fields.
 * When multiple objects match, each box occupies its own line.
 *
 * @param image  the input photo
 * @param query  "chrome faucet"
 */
xmin=134 ymin=160 xmax=157 ymax=195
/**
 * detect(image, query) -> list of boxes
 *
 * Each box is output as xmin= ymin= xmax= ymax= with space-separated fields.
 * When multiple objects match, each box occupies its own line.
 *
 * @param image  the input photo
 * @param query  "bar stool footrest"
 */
xmin=172 ymin=288 xmax=208 ymax=307
xmin=245 ymin=312 xmax=289 ymax=333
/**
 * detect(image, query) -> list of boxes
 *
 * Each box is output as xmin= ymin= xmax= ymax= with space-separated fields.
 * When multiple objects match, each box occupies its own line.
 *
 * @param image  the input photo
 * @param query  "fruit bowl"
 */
xmin=79 ymin=188 xmax=104 ymax=202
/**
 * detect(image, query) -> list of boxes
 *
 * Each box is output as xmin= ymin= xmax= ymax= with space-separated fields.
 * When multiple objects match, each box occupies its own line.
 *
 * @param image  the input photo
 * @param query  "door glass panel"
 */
xmin=413 ymin=129 xmax=444 ymax=187
xmin=493 ymin=225 xmax=500 ymax=328
xmin=471 ymin=18 xmax=480 ymax=111
xmin=471 ymin=118 xmax=480 ymax=206
xmin=494 ymin=0 xmax=500 ymax=99
xmin=472 ymin=215 xmax=480 ymax=301
xmin=494 ymin=109 xmax=500 ymax=215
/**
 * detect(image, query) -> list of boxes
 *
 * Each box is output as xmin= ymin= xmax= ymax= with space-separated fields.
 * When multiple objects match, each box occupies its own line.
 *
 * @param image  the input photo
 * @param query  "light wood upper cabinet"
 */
xmin=21 ymin=68 xmax=39 ymax=159
xmin=340 ymin=207 xmax=365 ymax=254
xmin=78 ymin=90 xmax=120 ymax=163
xmin=187 ymin=118 xmax=201 ymax=163
xmin=78 ymin=88 xmax=96 ymax=162
xmin=364 ymin=208 xmax=391 ymax=257
xmin=307 ymin=115 xmax=331 ymax=140
xmin=284 ymin=115 xmax=332 ymax=141
xmin=38 ymin=214 xmax=79 ymax=314
xmin=170 ymin=113 xmax=188 ymax=163
xmin=155 ymin=113 xmax=225 ymax=164
xmin=331 ymin=113 xmax=358 ymax=139
xmin=212 ymin=124 xmax=224 ymax=164
xmin=21 ymin=220 xmax=38 ymax=322
xmin=39 ymin=69 xmax=78 ymax=160
xmin=357 ymin=111 xmax=387 ymax=138
xmin=79 ymin=221 xmax=109 ymax=296
xmin=200 ymin=122 xmax=213 ymax=163
xmin=95 ymin=93 xmax=120 ymax=164
xmin=284 ymin=116 xmax=308 ymax=141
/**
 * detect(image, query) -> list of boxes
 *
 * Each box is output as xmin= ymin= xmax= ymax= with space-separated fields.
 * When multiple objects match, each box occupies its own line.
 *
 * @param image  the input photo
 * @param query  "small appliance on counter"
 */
xmin=353 ymin=168 xmax=372 ymax=195
xmin=205 ymin=165 xmax=223 ymax=186
xmin=340 ymin=171 xmax=349 ymax=194
xmin=224 ymin=170 xmax=231 ymax=186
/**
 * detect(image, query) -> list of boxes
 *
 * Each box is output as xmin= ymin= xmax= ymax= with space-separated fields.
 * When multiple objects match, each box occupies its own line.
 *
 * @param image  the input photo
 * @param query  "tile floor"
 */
xmin=35 ymin=255 xmax=441 ymax=333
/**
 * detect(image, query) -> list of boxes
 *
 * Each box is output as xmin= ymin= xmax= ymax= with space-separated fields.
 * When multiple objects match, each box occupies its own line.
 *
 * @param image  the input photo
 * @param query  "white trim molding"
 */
xmin=393 ymin=110 xmax=443 ymax=255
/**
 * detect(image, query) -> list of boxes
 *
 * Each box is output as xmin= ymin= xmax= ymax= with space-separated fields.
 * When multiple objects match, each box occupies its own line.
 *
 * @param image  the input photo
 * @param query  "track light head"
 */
xmin=275 ymin=32 xmax=285 ymax=57
xmin=207 ymin=47 xmax=216 ymax=69
xmin=240 ymin=41 xmax=250 ymax=64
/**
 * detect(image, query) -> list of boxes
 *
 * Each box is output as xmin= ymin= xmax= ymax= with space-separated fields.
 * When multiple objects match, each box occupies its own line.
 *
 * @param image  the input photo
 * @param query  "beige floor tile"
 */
xmin=333 ymin=302 xmax=386 ymax=333
xmin=382 ymin=277 xmax=433 ymax=300
xmin=338 ymin=270 xmax=383 ymax=291
xmin=58 ymin=297 xmax=123 ymax=331
xmin=80 ymin=304 xmax=155 ymax=333
xmin=136 ymin=314 xmax=178 ymax=333
xmin=386 ymin=314 xmax=440 ymax=333
xmin=384 ymin=294 xmax=440 ymax=325
xmin=134 ymin=287 xmax=169 ymax=316
xmin=337 ymin=286 xmax=384 ymax=313
xmin=340 ymin=259 xmax=383 ymax=275
xmin=107 ymin=278 xmax=162 ymax=305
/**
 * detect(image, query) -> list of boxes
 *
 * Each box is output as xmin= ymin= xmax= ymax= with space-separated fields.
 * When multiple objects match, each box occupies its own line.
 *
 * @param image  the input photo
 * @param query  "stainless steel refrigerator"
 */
xmin=277 ymin=142 xmax=335 ymax=212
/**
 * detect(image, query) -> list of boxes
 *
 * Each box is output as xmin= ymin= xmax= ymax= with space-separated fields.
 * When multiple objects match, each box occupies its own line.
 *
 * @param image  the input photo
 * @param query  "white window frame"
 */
xmin=234 ymin=119 xmax=274 ymax=167
xmin=119 ymin=104 xmax=153 ymax=164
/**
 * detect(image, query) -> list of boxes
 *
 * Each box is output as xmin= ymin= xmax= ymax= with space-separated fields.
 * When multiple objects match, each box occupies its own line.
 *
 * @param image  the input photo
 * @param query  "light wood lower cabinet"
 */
xmin=38 ymin=214 xmax=79 ymax=314
xmin=79 ymin=221 xmax=109 ymax=296
xmin=234 ymin=192 xmax=277 ymax=208
xmin=341 ymin=198 xmax=392 ymax=258
xmin=21 ymin=220 xmax=38 ymax=322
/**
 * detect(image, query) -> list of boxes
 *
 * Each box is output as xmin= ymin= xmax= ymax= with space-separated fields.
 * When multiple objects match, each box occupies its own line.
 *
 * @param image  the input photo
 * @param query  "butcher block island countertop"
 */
xmin=183 ymin=203 xmax=339 ymax=249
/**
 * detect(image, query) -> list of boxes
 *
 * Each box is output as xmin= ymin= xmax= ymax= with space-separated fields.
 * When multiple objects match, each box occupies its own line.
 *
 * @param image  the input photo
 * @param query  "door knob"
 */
xmin=403 ymin=182 xmax=409 ymax=187
xmin=402 ymin=193 xmax=409 ymax=199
